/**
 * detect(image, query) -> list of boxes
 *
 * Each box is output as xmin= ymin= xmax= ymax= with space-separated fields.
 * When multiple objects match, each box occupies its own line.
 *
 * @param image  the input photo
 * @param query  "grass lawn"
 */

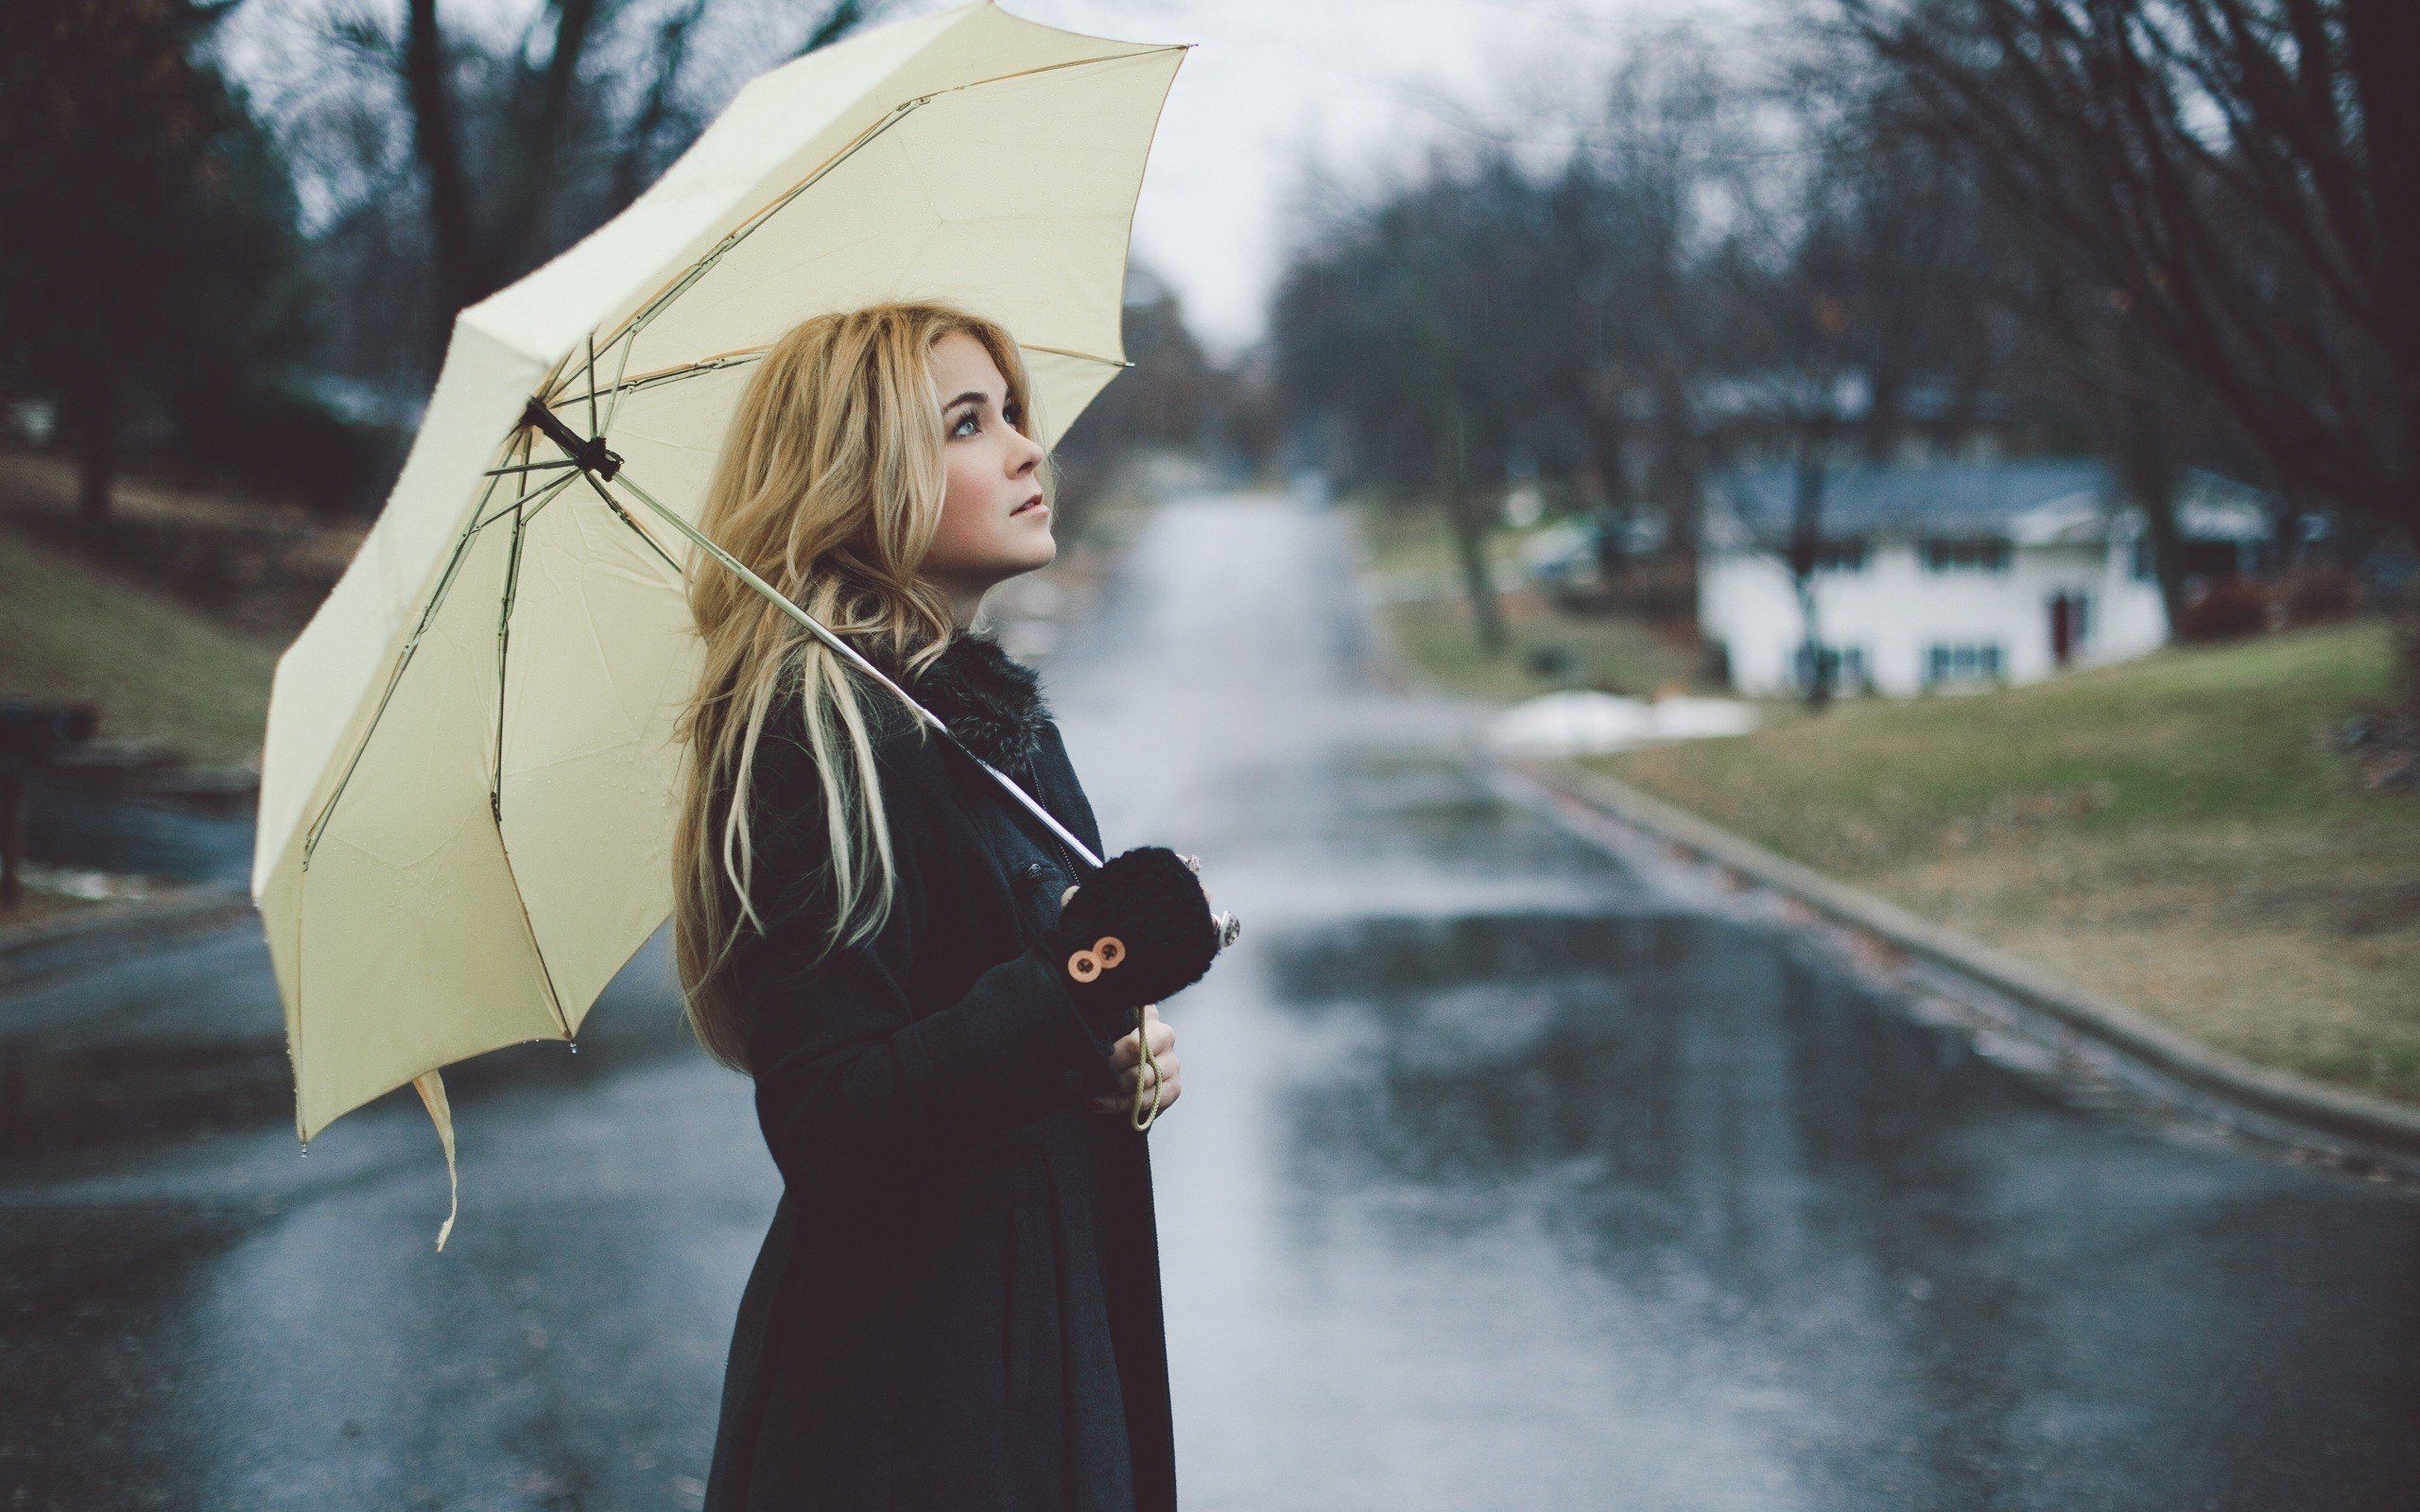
xmin=1584 ymin=621 xmax=2420 ymax=1110
xmin=0 ymin=514 xmax=280 ymax=767
xmin=1349 ymin=495 xmax=1718 ymax=702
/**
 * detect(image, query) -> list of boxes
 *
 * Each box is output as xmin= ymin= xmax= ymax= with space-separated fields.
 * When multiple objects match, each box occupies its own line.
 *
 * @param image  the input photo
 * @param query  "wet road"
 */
xmin=5 ymin=488 xmax=2417 ymax=1511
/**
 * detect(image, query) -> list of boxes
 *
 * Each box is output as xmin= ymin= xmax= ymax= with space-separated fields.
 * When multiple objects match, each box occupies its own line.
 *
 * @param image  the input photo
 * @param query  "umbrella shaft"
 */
xmin=600 ymin=464 xmax=1108 ymax=870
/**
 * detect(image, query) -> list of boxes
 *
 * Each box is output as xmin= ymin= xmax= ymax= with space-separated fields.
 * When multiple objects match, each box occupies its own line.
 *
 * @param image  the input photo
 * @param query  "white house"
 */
xmin=1697 ymin=459 xmax=2273 ymax=697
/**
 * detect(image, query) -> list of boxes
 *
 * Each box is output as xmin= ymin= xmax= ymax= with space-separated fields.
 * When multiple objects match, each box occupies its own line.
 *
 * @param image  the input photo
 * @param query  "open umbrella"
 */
xmin=250 ymin=0 xmax=1207 ymax=1247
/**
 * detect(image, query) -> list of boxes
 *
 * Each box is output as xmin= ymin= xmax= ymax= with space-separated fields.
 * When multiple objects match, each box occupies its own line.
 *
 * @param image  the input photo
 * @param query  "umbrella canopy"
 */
xmin=250 ymin=0 xmax=1189 ymax=1246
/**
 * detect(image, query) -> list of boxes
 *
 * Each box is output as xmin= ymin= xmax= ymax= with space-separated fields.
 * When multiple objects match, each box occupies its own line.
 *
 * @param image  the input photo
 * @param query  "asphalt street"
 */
xmin=3 ymin=486 xmax=2415 ymax=1511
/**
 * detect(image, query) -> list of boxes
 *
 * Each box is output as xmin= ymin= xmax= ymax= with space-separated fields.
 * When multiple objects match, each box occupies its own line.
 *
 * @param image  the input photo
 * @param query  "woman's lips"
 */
xmin=1012 ymin=495 xmax=1047 ymax=517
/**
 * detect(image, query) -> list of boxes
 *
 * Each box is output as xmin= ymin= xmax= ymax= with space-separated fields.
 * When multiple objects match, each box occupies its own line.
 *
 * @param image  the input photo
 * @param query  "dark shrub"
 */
xmin=2277 ymin=564 xmax=2360 ymax=626
xmin=2174 ymin=575 xmax=2273 ymax=641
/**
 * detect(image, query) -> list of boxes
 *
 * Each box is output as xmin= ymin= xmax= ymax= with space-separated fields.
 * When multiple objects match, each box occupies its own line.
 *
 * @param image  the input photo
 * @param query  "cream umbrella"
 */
xmin=250 ymin=0 xmax=1202 ymax=1248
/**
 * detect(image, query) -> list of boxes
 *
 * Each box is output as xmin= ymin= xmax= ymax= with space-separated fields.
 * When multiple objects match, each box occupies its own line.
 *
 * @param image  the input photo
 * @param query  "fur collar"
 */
xmin=865 ymin=627 xmax=1052 ymax=773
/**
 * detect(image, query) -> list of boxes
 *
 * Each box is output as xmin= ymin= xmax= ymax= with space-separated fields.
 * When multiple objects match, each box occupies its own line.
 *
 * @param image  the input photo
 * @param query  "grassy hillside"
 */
xmin=0 ymin=515 xmax=279 ymax=767
xmin=1588 ymin=621 xmax=2420 ymax=1108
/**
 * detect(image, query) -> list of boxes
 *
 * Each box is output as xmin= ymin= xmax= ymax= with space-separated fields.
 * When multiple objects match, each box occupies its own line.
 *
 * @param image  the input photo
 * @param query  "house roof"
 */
xmin=1704 ymin=458 xmax=2272 ymax=546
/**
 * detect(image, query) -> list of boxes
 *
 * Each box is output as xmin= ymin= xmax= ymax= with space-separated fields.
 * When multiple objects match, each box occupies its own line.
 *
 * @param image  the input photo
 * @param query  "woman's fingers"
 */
xmin=1089 ymin=1008 xmax=1180 ymax=1114
xmin=1106 ymin=1006 xmax=1174 ymax=1071
xmin=1088 ymin=1057 xmax=1180 ymax=1115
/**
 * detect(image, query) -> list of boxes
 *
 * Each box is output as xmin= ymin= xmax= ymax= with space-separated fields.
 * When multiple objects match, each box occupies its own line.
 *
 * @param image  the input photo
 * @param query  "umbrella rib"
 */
xmin=1022 ymin=342 xmax=1135 ymax=369
xmin=300 ymin=425 xmax=537 ymax=866
xmin=486 ymin=501 xmax=574 ymax=1040
xmin=484 ymin=457 xmax=581 ymax=479
xmin=574 ymin=469 xmax=686 ymax=579
xmin=302 ymin=480 xmax=520 ymax=867
xmin=554 ymin=95 xmax=927 ymax=406
xmin=599 ymin=308 xmax=641 ymax=440
xmin=475 ymin=466 xmax=580 ymax=531
xmin=544 ymin=352 xmax=757 ymax=414
xmin=492 ymin=440 xmax=539 ymax=822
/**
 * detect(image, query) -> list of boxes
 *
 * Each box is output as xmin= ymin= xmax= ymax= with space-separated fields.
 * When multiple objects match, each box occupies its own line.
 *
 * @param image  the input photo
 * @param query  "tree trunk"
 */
xmin=1649 ymin=368 xmax=1704 ymax=589
xmin=2109 ymin=372 xmax=2191 ymax=637
xmin=1788 ymin=432 xmax=1837 ymax=712
xmin=2344 ymin=0 xmax=2420 ymax=711
xmin=1793 ymin=573 xmax=1831 ymax=712
xmin=1443 ymin=482 xmax=1508 ymax=655
xmin=405 ymin=0 xmax=477 ymax=370
xmin=1582 ymin=395 xmax=1634 ymax=586
xmin=64 ymin=361 xmax=117 ymax=527
xmin=2396 ymin=578 xmax=2420 ymax=719
xmin=1439 ymin=403 xmax=1508 ymax=655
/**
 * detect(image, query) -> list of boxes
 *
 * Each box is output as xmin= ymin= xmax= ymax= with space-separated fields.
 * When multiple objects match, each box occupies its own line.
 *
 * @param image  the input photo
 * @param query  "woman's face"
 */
xmin=922 ymin=329 xmax=1053 ymax=621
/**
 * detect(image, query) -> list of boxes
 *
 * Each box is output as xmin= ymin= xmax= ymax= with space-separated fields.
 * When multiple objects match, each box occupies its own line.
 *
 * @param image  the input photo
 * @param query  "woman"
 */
xmin=672 ymin=299 xmax=1223 ymax=1512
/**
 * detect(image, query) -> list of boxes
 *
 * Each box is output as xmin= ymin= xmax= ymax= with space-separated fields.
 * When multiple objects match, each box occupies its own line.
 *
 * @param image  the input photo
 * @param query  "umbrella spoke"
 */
xmin=486 ymin=503 xmax=573 ymax=1040
xmin=474 ymin=466 xmax=580 ymax=531
xmin=541 ymin=350 xmax=762 ymax=416
xmin=302 ymin=506 xmax=498 ymax=866
xmin=575 ymin=470 xmax=685 ymax=579
xmin=603 ymin=464 xmax=1106 ymax=870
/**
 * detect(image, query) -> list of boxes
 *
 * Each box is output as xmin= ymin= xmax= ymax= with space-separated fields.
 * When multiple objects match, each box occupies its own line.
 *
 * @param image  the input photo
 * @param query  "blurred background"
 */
xmin=3 ymin=2 xmax=2416 ymax=1509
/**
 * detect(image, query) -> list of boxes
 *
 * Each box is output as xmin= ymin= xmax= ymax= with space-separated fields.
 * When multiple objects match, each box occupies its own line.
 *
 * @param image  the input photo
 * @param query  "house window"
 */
xmin=1919 ymin=538 xmax=2013 ymax=573
xmin=1793 ymin=642 xmax=1870 ymax=693
xmin=1924 ymin=641 xmax=2006 ymax=687
xmin=1813 ymin=539 xmax=1870 ymax=573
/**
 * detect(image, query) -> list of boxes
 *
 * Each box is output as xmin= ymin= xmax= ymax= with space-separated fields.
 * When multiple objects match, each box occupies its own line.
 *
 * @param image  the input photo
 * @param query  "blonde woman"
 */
xmin=676 ymin=301 xmax=1220 ymax=1512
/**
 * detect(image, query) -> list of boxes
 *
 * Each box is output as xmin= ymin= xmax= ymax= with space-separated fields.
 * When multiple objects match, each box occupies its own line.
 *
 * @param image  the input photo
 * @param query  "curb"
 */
xmin=1499 ymin=752 xmax=2420 ymax=1172
xmin=0 ymin=885 xmax=257 ymax=995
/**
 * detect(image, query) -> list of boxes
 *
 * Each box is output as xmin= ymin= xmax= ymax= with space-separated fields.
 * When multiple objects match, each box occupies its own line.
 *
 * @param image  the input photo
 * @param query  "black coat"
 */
xmin=703 ymin=633 xmax=1178 ymax=1512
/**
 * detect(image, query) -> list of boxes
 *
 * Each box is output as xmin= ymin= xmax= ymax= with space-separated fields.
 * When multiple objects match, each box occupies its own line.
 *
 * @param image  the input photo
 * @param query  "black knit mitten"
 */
xmin=1042 ymin=846 xmax=1219 ymax=1038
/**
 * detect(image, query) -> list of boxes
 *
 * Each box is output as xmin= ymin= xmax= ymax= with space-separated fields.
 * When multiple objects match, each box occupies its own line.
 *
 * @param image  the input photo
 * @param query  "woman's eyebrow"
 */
xmin=942 ymin=390 xmax=994 ymax=411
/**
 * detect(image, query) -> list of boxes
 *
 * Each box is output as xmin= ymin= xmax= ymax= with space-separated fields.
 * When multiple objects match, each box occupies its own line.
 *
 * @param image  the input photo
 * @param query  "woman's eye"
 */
xmin=949 ymin=411 xmax=978 ymax=438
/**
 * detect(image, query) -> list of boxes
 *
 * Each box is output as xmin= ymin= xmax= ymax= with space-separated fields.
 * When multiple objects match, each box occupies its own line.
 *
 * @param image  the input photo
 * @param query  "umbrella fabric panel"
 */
xmin=252 ymin=322 xmax=550 ymax=902
xmin=495 ymin=471 xmax=700 ymax=1034
xmin=591 ymin=47 xmax=1180 ymax=453
xmin=463 ymin=1 xmax=1174 ymax=383
xmin=288 ymin=501 xmax=566 ymax=1142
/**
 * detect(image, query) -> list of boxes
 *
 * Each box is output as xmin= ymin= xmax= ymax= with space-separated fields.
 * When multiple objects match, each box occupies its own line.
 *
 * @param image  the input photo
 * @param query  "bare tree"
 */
xmin=1841 ymin=0 xmax=2420 ymax=694
xmin=0 ymin=0 xmax=306 ymax=524
xmin=1712 ymin=44 xmax=1997 ymax=708
xmin=260 ymin=0 xmax=885 ymax=382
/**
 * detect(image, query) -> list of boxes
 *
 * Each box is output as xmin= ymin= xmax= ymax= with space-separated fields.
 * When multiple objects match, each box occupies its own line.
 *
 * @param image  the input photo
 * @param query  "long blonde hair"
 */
xmin=672 ymin=300 xmax=1054 ymax=1074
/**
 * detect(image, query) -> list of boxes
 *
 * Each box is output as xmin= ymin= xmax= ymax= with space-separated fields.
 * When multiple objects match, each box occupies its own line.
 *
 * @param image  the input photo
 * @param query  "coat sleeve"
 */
xmin=735 ymin=731 xmax=1126 ymax=1205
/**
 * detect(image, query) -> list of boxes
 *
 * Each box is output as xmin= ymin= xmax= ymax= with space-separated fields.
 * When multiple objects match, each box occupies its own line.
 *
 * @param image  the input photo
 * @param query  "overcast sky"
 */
xmin=996 ymin=0 xmax=1737 ymax=362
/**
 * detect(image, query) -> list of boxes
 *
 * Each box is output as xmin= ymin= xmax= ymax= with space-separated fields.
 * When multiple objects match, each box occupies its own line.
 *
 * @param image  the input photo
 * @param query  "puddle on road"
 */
xmin=1202 ymin=898 xmax=2420 ymax=1509
xmin=1255 ymin=902 xmax=2064 ymax=1257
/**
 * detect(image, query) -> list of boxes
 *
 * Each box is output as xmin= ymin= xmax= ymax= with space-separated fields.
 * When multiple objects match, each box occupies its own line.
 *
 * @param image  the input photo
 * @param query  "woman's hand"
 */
xmin=1086 ymin=1004 xmax=1181 ymax=1118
